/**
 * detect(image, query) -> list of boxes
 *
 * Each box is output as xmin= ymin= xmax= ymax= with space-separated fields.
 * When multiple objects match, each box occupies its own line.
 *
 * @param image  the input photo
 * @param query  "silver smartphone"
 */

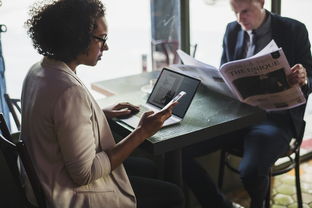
xmin=162 ymin=91 xmax=187 ymax=110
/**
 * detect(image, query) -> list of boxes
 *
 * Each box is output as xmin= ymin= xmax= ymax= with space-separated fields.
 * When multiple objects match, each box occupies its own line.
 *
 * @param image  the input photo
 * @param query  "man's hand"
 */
xmin=103 ymin=102 xmax=140 ymax=119
xmin=287 ymin=64 xmax=308 ymax=87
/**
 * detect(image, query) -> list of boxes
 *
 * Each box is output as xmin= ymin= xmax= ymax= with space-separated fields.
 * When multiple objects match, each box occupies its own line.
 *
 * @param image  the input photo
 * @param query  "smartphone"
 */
xmin=162 ymin=91 xmax=187 ymax=110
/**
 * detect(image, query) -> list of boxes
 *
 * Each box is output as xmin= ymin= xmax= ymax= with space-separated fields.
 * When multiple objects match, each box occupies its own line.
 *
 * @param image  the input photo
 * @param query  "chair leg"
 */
xmin=265 ymin=170 xmax=272 ymax=208
xmin=218 ymin=150 xmax=226 ymax=189
xmin=295 ymin=151 xmax=303 ymax=208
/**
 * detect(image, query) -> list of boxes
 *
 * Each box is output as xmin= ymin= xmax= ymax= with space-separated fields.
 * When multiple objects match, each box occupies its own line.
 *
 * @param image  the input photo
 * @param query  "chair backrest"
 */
xmin=16 ymin=139 xmax=46 ymax=208
xmin=0 ymin=111 xmax=12 ymax=141
xmin=282 ymin=119 xmax=306 ymax=157
xmin=0 ymin=128 xmax=24 ymax=193
xmin=295 ymin=120 xmax=306 ymax=147
xmin=4 ymin=93 xmax=21 ymax=130
xmin=271 ymin=120 xmax=306 ymax=175
xmin=0 ymin=113 xmax=46 ymax=208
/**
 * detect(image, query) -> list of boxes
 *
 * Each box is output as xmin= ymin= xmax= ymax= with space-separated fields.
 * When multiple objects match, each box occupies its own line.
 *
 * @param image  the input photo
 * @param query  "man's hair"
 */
xmin=25 ymin=0 xmax=105 ymax=62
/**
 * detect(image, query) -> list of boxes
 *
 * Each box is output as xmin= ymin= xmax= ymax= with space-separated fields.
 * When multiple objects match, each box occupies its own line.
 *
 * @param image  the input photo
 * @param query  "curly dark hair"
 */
xmin=25 ymin=0 xmax=105 ymax=62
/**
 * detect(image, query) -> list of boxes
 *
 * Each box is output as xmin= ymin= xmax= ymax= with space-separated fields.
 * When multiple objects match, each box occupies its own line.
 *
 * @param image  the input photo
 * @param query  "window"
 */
xmin=189 ymin=0 xmax=271 ymax=67
xmin=0 ymin=0 xmax=151 ymax=99
xmin=1 ymin=0 xmax=40 ymax=98
xmin=150 ymin=0 xmax=181 ymax=71
xmin=280 ymin=0 xmax=312 ymax=42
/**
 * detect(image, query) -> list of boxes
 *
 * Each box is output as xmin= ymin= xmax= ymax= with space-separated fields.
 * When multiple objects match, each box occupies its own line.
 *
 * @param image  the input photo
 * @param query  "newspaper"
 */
xmin=172 ymin=40 xmax=306 ymax=111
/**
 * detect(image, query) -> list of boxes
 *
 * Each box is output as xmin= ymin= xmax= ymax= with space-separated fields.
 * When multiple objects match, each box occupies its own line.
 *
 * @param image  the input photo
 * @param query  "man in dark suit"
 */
xmin=182 ymin=0 xmax=312 ymax=207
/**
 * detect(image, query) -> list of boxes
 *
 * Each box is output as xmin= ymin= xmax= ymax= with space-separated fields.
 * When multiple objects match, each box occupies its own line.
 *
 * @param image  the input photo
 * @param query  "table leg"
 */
xmin=164 ymin=149 xmax=183 ymax=187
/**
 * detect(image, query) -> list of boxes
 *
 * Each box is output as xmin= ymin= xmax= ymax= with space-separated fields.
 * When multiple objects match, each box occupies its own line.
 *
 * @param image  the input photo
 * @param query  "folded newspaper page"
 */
xmin=174 ymin=40 xmax=306 ymax=111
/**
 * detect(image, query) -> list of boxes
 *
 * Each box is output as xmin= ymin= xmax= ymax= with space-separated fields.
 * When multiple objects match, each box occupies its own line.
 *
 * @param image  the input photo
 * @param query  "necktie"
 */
xmin=245 ymin=30 xmax=256 ymax=58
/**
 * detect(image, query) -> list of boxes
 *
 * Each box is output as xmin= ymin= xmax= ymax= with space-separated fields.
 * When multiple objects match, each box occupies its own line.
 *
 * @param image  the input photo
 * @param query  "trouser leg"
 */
xmin=125 ymin=156 xmax=185 ymax=208
xmin=182 ymin=140 xmax=234 ymax=208
xmin=239 ymin=123 xmax=291 ymax=208
xmin=129 ymin=176 xmax=184 ymax=208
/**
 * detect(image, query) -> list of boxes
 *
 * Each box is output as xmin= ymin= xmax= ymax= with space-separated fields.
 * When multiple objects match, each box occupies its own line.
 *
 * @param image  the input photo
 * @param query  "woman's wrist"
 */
xmin=132 ymin=126 xmax=149 ymax=142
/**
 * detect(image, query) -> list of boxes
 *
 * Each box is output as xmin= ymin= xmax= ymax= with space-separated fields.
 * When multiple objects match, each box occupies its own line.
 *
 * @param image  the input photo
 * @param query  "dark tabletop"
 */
xmin=95 ymin=71 xmax=266 ymax=155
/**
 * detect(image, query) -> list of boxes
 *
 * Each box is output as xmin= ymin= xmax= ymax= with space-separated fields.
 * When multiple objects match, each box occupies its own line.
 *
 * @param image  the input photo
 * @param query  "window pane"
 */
xmin=150 ymin=0 xmax=181 ymax=71
xmin=189 ymin=0 xmax=272 ymax=67
xmin=74 ymin=0 xmax=152 ymax=93
xmin=1 ymin=0 xmax=40 ymax=98
xmin=0 ymin=0 xmax=151 ymax=99
xmin=281 ymin=0 xmax=312 ymax=42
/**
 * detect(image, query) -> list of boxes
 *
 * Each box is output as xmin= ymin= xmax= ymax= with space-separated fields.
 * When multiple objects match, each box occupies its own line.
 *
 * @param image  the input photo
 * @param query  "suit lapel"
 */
xmin=271 ymin=14 xmax=278 ymax=44
xmin=234 ymin=29 xmax=245 ymax=60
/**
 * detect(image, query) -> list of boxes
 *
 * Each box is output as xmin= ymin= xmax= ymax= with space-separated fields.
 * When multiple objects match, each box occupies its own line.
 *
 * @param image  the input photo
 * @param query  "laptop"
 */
xmin=118 ymin=68 xmax=201 ymax=128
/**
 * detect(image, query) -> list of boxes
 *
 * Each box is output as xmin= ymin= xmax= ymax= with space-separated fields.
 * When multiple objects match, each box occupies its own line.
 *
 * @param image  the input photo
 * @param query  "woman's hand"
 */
xmin=287 ymin=64 xmax=308 ymax=87
xmin=136 ymin=102 xmax=177 ymax=139
xmin=106 ymin=102 xmax=177 ymax=170
xmin=103 ymin=102 xmax=139 ymax=119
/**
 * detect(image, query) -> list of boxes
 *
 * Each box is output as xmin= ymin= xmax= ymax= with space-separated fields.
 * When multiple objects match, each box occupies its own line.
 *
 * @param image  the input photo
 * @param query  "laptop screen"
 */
xmin=147 ymin=68 xmax=201 ymax=118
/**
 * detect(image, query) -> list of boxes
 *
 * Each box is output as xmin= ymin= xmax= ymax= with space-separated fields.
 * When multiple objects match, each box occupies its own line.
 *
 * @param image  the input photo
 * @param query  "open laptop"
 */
xmin=118 ymin=68 xmax=201 ymax=128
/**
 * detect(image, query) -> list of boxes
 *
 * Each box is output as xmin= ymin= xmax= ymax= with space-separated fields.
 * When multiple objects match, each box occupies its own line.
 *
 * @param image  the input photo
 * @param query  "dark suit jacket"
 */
xmin=221 ymin=12 xmax=312 ymax=137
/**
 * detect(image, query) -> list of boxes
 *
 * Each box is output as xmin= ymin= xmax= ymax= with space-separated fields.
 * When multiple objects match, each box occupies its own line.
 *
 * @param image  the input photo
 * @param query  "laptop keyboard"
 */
xmin=119 ymin=104 xmax=179 ymax=129
xmin=119 ymin=105 xmax=151 ymax=128
xmin=135 ymin=105 xmax=153 ymax=118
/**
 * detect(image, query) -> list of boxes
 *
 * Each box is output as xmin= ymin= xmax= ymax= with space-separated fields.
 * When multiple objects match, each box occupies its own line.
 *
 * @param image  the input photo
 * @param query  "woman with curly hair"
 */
xmin=22 ymin=0 xmax=184 ymax=207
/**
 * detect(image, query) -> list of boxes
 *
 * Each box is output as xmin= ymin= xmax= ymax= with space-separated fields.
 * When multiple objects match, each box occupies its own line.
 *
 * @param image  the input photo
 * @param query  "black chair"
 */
xmin=0 ymin=113 xmax=46 ymax=208
xmin=218 ymin=121 xmax=305 ymax=208
xmin=4 ymin=93 xmax=21 ymax=130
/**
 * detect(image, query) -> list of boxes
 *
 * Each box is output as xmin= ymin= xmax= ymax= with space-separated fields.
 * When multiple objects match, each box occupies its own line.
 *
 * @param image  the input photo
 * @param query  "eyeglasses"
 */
xmin=92 ymin=35 xmax=108 ymax=49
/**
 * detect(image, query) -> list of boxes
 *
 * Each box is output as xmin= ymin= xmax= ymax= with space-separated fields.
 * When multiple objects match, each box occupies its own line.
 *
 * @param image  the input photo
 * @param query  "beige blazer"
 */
xmin=21 ymin=57 xmax=136 ymax=208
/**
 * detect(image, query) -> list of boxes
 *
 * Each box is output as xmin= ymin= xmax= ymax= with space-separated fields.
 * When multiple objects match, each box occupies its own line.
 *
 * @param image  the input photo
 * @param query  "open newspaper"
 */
xmin=172 ymin=40 xmax=306 ymax=111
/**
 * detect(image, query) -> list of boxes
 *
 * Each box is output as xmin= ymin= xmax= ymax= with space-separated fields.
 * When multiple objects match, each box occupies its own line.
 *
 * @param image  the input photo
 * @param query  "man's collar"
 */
xmin=253 ymin=10 xmax=271 ymax=36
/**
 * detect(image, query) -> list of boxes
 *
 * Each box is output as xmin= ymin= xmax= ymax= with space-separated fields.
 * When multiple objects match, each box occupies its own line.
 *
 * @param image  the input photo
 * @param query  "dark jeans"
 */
xmin=182 ymin=139 xmax=234 ymax=208
xmin=124 ymin=157 xmax=185 ymax=208
xmin=182 ymin=112 xmax=295 ymax=208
